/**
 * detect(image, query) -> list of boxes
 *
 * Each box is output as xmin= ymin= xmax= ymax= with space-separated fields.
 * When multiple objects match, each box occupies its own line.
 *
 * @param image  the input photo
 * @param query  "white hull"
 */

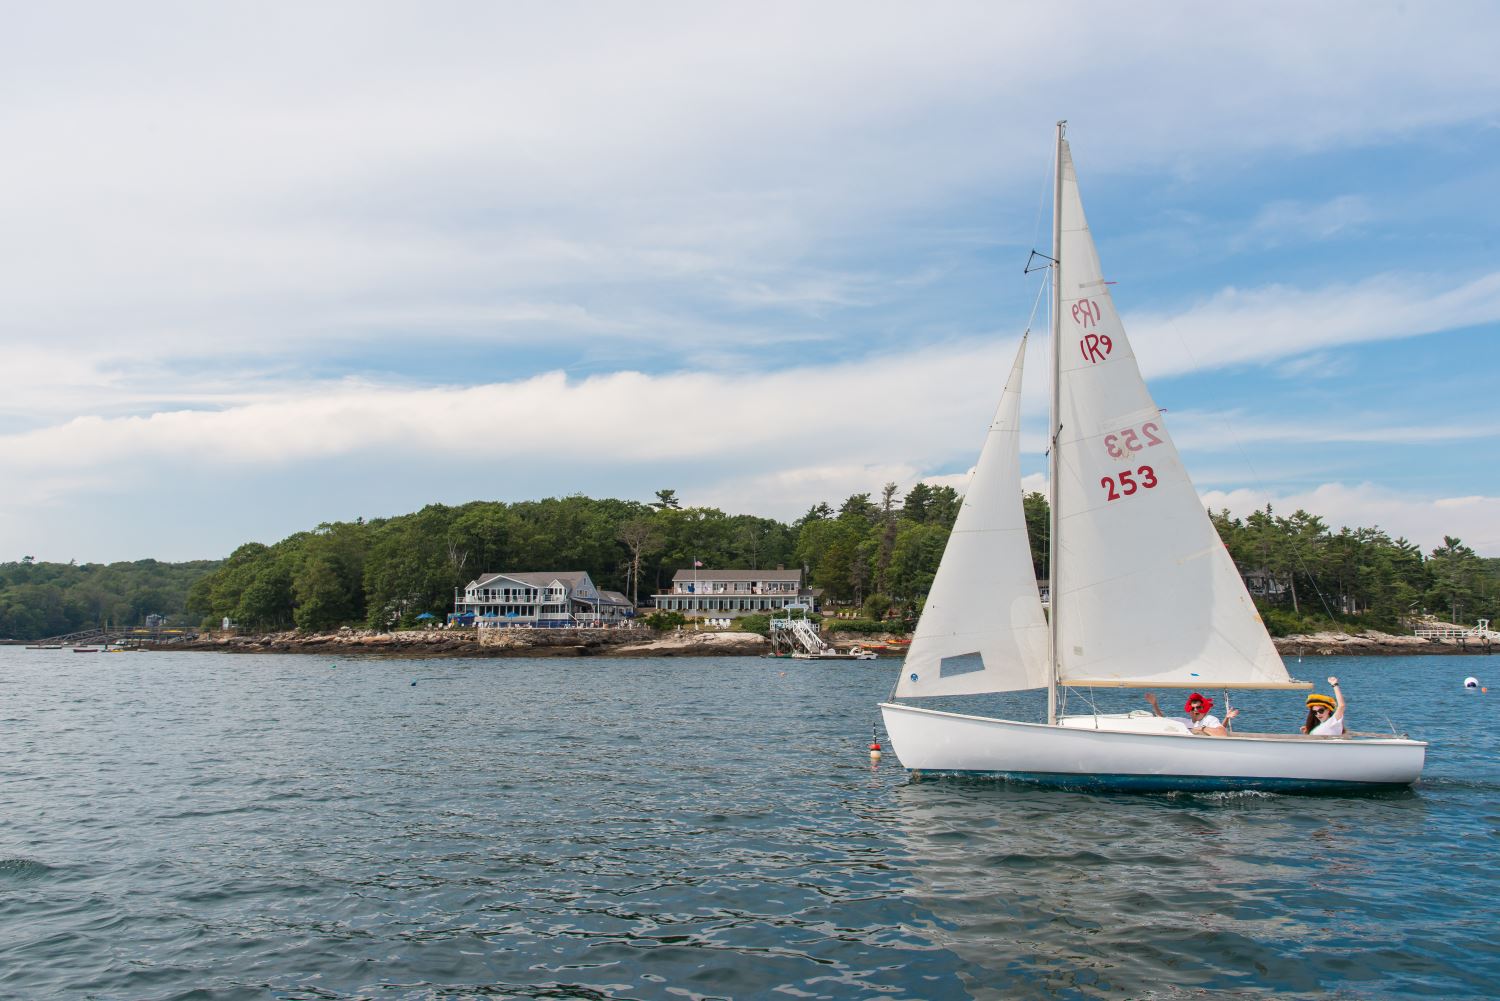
xmin=880 ymin=702 xmax=1426 ymax=793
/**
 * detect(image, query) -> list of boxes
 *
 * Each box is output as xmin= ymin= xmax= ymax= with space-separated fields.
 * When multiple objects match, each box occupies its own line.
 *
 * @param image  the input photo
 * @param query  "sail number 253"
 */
xmin=1101 ymin=465 xmax=1158 ymax=502
xmin=1103 ymin=422 xmax=1162 ymax=459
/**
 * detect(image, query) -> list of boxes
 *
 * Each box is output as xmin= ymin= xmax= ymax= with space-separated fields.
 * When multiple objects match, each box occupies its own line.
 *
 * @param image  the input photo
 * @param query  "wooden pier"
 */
xmin=1413 ymin=618 xmax=1497 ymax=650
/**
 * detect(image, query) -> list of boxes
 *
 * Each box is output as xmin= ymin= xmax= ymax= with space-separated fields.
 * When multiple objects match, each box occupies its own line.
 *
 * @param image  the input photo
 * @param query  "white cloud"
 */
xmin=1165 ymin=410 xmax=1500 ymax=450
xmin=0 ymin=340 xmax=1024 ymax=508
xmin=1127 ymin=272 xmax=1500 ymax=378
xmin=1235 ymin=195 xmax=1374 ymax=250
xmin=5 ymin=4 xmax=1500 ymax=367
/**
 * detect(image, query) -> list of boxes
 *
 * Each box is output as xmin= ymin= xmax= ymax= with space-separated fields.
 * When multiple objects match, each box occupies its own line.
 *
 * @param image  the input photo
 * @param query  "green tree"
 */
xmin=618 ymin=516 xmax=665 ymax=606
xmin=1023 ymin=491 xmax=1049 ymax=580
xmin=887 ymin=521 xmax=949 ymax=599
xmin=1426 ymin=536 xmax=1485 ymax=623
xmin=902 ymin=483 xmax=933 ymax=523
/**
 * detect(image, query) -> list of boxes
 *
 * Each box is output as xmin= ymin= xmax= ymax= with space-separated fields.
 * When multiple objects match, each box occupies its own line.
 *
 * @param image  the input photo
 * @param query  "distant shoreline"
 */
xmin=10 ymin=626 xmax=1491 ymax=658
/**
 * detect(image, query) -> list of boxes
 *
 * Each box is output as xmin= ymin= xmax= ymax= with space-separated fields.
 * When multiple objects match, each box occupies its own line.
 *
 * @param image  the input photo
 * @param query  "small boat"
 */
xmin=794 ymin=646 xmax=879 ymax=661
xmin=72 ymin=647 xmax=100 ymax=653
xmin=879 ymin=123 xmax=1425 ymax=793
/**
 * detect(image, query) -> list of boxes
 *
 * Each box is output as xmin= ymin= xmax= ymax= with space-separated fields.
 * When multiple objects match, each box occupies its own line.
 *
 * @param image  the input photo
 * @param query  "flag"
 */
xmin=694 ymin=560 xmax=703 ymax=567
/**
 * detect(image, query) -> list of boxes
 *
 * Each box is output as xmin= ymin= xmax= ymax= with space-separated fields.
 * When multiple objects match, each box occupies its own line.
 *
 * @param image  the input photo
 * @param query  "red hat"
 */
xmin=1184 ymin=693 xmax=1213 ymax=713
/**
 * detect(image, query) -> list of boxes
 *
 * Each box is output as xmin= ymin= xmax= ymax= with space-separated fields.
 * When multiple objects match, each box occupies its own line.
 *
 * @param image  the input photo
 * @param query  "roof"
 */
xmin=669 ymin=568 xmax=803 ymax=583
xmin=469 ymin=571 xmax=590 ymax=589
xmin=598 ymin=590 xmax=633 ymax=606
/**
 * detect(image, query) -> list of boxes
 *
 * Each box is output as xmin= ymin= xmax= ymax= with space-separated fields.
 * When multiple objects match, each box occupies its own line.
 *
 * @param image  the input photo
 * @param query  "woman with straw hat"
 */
xmin=1302 ymin=676 xmax=1346 ymax=736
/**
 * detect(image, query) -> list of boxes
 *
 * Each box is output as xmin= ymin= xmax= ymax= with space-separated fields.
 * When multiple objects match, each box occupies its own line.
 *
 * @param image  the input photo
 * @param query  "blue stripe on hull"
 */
xmin=908 ymin=770 xmax=1413 ymax=795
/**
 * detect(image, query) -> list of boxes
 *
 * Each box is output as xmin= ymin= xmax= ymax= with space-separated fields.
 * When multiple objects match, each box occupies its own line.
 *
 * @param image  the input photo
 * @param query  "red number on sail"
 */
xmin=1104 ymin=423 xmax=1160 ymax=458
xmin=1101 ymin=465 xmax=1159 ymax=502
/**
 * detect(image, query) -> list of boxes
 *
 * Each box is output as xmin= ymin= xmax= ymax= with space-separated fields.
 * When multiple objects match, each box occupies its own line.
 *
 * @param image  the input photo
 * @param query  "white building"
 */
xmin=651 ymin=568 xmax=814 ymax=617
xmin=453 ymin=571 xmax=634 ymax=627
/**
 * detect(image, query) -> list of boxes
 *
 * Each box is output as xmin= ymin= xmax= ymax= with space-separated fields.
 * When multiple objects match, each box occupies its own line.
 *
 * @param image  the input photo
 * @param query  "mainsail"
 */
xmin=896 ymin=336 xmax=1049 ymax=697
xmin=1051 ymin=139 xmax=1290 ymax=688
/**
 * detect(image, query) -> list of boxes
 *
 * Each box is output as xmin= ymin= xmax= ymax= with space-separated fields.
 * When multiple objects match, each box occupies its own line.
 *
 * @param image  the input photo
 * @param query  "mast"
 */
xmin=1047 ymin=120 xmax=1065 ymax=725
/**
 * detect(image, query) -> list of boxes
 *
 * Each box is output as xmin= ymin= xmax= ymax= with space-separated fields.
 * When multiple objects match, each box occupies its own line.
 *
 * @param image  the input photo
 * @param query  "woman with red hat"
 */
xmin=1144 ymin=691 xmax=1238 ymax=736
xmin=1302 ymin=677 xmax=1346 ymax=735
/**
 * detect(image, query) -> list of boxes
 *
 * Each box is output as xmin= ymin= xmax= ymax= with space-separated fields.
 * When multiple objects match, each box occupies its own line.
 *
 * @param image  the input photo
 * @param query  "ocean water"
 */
xmin=0 ymin=648 xmax=1494 ymax=1000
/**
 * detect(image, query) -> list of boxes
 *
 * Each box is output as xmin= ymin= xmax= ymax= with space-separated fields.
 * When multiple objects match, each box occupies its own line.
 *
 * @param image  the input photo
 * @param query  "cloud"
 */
xmin=0 ymin=340 xmax=1024 ymax=503
xmin=5 ymin=4 xmax=1500 ymax=560
xmin=1165 ymin=410 xmax=1500 ymax=450
xmin=1234 ymin=195 xmax=1374 ymax=250
xmin=1127 ymin=271 xmax=1500 ymax=378
xmin=1274 ymin=351 xmax=1353 ymax=380
xmin=5 ymin=5 xmax=1500 ymax=365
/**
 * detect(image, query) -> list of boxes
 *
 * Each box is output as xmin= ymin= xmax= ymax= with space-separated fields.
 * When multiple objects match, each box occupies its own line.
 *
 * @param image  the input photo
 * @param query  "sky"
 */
xmin=3 ymin=1 xmax=1499 ymax=563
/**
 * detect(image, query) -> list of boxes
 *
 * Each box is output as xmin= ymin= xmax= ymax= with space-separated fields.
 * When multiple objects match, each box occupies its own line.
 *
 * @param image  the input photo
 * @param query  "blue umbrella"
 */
xmin=415 ymin=612 xmax=436 ymax=621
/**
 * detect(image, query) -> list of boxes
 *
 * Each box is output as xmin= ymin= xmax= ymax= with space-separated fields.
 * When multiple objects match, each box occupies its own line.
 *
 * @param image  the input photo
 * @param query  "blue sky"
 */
xmin=3 ymin=1 xmax=1499 ymax=561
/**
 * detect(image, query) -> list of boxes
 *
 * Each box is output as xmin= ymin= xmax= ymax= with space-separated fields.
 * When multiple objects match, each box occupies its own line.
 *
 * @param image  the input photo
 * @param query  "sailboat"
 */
xmin=879 ymin=123 xmax=1426 ymax=792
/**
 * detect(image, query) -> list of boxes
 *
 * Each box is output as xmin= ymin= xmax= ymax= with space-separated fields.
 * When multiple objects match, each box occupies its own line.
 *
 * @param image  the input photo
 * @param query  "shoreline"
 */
xmin=125 ymin=627 xmax=773 ymax=658
xmin=13 ymin=626 xmax=1490 ymax=658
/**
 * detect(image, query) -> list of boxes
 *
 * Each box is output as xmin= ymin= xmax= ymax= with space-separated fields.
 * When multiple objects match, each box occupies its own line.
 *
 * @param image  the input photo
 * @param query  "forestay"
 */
xmin=896 ymin=337 xmax=1049 ymax=697
xmin=1051 ymin=140 xmax=1289 ymax=689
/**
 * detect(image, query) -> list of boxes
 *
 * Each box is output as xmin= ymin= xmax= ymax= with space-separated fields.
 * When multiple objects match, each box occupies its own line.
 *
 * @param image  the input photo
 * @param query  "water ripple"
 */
xmin=0 ymin=857 xmax=56 ymax=882
xmin=0 ymin=650 xmax=1492 ymax=999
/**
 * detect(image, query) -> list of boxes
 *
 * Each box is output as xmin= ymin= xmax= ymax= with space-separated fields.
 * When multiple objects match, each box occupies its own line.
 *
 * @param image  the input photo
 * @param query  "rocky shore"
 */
xmin=1272 ymin=630 xmax=1492 ymax=656
xmin=154 ymin=626 xmax=771 ymax=658
xmin=131 ymin=626 xmax=1492 ymax=658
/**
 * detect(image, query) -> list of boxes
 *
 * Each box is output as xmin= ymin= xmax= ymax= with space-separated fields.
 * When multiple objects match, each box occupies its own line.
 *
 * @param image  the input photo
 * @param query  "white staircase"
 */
xmin=769 ymin=607 xmax=829 ymax=655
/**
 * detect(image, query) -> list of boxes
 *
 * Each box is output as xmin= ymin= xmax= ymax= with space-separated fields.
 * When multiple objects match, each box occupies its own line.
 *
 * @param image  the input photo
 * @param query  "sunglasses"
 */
xmin=1311 ymin=707 xmax=1330 ymax=716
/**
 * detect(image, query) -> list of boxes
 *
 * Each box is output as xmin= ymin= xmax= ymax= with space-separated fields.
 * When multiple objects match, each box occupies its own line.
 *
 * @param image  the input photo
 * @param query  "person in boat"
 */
xmin=1143 ymin=691 xmax=1238 ymax=736
xmin=1302 ymin=677 xmax=1346 ymax=736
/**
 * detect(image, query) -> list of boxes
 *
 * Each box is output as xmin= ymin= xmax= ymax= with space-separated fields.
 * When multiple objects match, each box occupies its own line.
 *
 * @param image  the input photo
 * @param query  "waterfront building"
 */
xmin=452 ymin=571 xmax=634 ymax=627
xmin=651 ymin=568 xmax=815 ymax=617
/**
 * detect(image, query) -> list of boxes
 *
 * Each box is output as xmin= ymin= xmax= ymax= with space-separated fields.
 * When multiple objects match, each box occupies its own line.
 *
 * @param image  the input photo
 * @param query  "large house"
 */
xmin=651 ymin=567 xmax=815 ymax=617
xmin=452 ymin=571 xmax=634 ymax=627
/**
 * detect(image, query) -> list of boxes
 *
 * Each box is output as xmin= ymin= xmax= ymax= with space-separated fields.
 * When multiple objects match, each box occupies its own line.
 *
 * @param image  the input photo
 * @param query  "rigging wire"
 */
xmin=1031 ymin=140 xmax=1054 ymax=256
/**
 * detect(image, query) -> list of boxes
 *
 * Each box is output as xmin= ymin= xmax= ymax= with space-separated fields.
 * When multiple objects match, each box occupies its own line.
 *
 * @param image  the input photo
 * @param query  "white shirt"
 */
xmin=1311 ymin=715 xmax=1344 ymax=736
xmin=1176 ymin=714 xmax=1222 ymax=732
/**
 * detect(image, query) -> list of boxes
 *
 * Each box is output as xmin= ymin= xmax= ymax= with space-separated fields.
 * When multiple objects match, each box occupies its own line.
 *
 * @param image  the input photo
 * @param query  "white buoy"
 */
xmin=1464 ymin=676 xmax=1480 ymax=690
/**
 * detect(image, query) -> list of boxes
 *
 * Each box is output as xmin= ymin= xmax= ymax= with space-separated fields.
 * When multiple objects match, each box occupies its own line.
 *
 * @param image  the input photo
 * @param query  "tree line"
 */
xmin=0 ymin=557 xmax=220 ymax=641
xmin=1 ymin=488 xmax=1495 ymax=641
